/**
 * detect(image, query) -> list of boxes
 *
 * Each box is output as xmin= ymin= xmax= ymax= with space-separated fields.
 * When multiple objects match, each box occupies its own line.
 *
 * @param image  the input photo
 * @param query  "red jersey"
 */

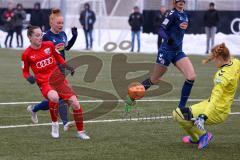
xmin=3 ymin=10 xmax=14 ymax=21
xmin=21 ymin=41 xmax=65 ymax=85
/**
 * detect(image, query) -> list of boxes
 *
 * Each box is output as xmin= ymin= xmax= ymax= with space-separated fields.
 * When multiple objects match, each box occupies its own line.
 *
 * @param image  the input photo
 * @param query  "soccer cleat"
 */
xmin=182 ymin=136 xmax=199 ymax=144
xmin=51 ymin=121 xmax=60 ymax=138
xmin=124 ymin=96 xmax=136 ymax=112
xmin=198 ymin=132 xmax=213 ymax=149
xmin=27 ymin=105 xmax=38 ymax=124
xmin=77 ymin=131 xmax=90 ymax=140
xmin=63 ymin=121 xmax=75 ymax=131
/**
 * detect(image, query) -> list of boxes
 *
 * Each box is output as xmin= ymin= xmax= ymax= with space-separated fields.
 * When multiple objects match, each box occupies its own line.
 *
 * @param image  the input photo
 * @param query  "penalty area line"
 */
xmin=0 ymin=112 xmax=240 ymax=129
xmin=0 ymin=99 xmax=240 ymax=105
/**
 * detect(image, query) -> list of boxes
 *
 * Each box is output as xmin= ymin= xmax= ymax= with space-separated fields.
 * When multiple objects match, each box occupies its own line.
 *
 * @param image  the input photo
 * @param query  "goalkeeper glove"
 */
xmin=27 ymin=75 xmax=36 ymax=84
xmin=193 ymin=114 xmax=208 ymax=131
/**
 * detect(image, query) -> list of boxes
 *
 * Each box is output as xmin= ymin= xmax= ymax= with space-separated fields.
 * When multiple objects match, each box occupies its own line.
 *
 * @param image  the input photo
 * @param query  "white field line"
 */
xmin=0 ymin=112 xmax=240 ymax=129
xmin=0 ymin=115 xmax=172 ymax=129
xmin=0 ymin=99 xmax=240 ymax=105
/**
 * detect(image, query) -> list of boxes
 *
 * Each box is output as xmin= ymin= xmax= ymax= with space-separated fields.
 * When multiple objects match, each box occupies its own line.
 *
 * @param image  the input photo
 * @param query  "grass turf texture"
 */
xmin=0 ymin=48 xmax=240 ymax=159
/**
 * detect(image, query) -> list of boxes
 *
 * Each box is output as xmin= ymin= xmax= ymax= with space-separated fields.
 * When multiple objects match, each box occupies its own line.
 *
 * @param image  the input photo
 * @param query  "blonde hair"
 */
xmin=49 ymin=8 xmax=62 ymax=27
xmin=202 ymin=43 xmax=230 ymax=64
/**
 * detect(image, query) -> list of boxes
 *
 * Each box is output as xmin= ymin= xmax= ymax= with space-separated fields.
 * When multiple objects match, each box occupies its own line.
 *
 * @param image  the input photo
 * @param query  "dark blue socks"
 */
xmin=32 ymin=100 xmax=49 ymax=112
xmin=32 ymin=99 xmax=69 ymax=125
xmin=178 ymin=79 xmax=195 ymax=108
xmin=141 ymin=78 xmax=154 ymax=90
xmin=58 ymin=99 xmax=68 ymax=125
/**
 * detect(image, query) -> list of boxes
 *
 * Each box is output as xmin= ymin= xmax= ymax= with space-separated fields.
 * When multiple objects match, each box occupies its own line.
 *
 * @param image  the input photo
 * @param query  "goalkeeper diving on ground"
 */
xmin=173 ymin=43 xmax=240 ymax=149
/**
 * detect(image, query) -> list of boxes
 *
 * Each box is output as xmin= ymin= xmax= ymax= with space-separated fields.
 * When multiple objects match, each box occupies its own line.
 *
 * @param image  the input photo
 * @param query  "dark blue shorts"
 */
xmin=156 ymin=49 xmax=187 ymax=66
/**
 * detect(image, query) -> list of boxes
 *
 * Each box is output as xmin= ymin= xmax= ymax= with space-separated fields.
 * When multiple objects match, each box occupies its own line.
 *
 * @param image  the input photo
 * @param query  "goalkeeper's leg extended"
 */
xmin=173 ymin=107 xmax=206 ymax=143
xmin=172 ymin=100 xmax=228 ymax=149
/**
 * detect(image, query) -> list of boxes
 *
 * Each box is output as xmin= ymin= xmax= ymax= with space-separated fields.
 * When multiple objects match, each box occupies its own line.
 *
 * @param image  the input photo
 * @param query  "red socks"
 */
xmin=49 ymin=101 xmax=84 ymax=132
xmin=49 ymin=101 xmax=58 ymax=122
xmin=73 ymin=107 xmax=84 ymax=131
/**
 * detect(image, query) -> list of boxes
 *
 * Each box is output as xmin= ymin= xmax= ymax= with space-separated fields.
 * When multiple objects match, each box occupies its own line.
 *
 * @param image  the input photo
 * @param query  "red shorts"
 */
xmin=39 ymin=79 xmax=75 ymax=100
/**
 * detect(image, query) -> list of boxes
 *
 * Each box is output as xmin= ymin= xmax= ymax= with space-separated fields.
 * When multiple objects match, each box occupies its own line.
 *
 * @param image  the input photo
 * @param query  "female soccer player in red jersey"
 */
xmin=21 ymin=25 xmax=89 ymax=139
xmin=27 ymin=8 xmax=78 ymax=131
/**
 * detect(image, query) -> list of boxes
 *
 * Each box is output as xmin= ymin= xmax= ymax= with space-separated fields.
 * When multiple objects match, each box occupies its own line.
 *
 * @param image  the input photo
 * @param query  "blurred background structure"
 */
xmin=1 ymin=0 xmax=240 ymax=29
xmin=0 ymin=0 xmax=239 ymax=53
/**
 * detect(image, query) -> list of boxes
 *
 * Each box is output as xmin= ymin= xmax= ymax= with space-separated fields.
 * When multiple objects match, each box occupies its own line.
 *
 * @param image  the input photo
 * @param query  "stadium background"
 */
xmin=0 ymin=0 xmax=240 ymax=53
xmin=1 ymin=0 xmax=240 ymax=159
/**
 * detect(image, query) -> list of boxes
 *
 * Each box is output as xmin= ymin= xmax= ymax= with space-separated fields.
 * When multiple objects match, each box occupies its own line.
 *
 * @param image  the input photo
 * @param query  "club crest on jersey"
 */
xmin=44 ymin=48 xmax=51 ymax=55
xmin=163 ymin=18 xmax=169 ymax=25
xmin=215 ymin=77 xmax=221 ymax=84
xmin=30 ymin=55 xmax=36 ymax=59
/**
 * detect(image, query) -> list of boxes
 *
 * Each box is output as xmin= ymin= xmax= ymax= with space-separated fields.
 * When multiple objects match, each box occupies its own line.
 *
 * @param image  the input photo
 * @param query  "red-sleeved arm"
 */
xmin=21 ymin=52 xmax=30 ymax=79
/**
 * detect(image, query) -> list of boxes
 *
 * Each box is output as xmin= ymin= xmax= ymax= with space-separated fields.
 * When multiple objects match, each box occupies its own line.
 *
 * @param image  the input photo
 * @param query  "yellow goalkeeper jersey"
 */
xmin=204 ymin=58 xmax=240 ymax=116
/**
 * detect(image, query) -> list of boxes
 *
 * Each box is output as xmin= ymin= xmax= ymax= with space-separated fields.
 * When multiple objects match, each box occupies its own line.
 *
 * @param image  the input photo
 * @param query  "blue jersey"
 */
xmin=160 ymin=8 xmax=189 ymax=51
xmin=43 ymin=30 xmax=68 ymax=59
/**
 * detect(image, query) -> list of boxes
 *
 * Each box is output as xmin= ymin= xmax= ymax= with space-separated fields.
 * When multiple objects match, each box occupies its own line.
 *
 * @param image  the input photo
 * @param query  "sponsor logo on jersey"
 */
xmin=36 ymin=57 xmax=54 ymax=68
xmin=162 ymin=18 xmax=169 ymax=25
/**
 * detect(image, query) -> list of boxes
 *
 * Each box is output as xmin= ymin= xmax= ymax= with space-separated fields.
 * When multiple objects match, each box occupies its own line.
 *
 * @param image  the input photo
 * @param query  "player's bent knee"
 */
xmin=68 ymin=95 xmax=80 ymax=109
xmin=71 ymin=102 xmax=80 ymax=110
xmin=47 ymin=90 xmax=59 ymax=103
xmin=50 ymin=96 xmax=59 ymax=103
xmin=187 ymin=73 xmax=196 ymax=81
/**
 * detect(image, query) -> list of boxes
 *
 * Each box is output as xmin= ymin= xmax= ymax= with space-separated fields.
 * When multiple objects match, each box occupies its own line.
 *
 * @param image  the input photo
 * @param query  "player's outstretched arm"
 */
xmin=65 ymin=27 xmax=78 ymax=51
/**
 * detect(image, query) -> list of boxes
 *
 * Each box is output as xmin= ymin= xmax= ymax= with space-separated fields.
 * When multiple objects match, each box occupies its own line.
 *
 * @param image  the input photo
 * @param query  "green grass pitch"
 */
xmin=0 ymin=48 xmax=240 ymax=160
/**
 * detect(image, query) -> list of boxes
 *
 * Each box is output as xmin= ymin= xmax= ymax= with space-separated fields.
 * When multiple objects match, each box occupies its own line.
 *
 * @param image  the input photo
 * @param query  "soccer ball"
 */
xmin=128 ymin=82 xmax=145 ymax=100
